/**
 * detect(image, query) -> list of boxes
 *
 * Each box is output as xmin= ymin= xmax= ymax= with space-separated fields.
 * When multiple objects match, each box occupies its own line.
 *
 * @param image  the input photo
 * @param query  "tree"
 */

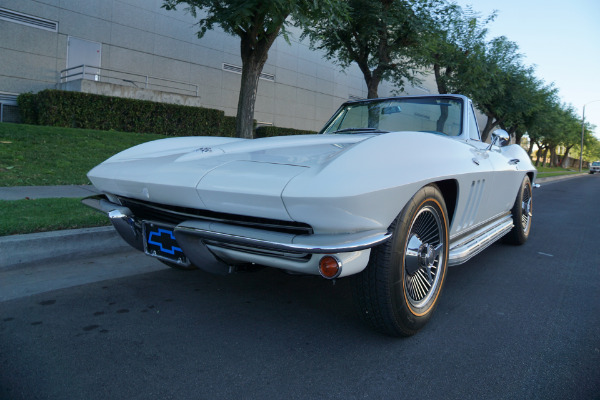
xmin=302 ymin=0 xmax=451 ymax=100
xmin=470 ymin=36 xmax=526 ymax=142
xmin=556 ymin=106 xmax=584 ymax=168
xmin=162 ymin=0 xmax=345 ymax=139
xmin=419 ymin=5 xmax=495 ymax=96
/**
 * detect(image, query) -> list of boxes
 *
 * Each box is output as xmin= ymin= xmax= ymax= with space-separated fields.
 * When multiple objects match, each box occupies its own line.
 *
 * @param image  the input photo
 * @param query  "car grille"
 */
xmin=117 ymin=196 xmax=313 ymax=236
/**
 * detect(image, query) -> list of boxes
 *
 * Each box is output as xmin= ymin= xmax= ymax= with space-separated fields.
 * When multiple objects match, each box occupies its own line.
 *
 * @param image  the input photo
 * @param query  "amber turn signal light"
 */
xmin=319 ymin=255 xmax=342 ymax=279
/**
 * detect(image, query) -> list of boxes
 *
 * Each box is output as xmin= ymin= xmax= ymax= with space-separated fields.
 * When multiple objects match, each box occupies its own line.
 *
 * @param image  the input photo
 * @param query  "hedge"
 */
xmin=17 ymin=89 xmax=315 ymax=138
xmin=255 ymin=125 xmax=316 ymax=138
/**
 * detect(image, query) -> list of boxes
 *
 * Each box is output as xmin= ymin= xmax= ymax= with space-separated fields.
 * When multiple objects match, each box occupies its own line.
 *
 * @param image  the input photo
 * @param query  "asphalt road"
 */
xmin=1 ymin=175 xmax=599 ymax=400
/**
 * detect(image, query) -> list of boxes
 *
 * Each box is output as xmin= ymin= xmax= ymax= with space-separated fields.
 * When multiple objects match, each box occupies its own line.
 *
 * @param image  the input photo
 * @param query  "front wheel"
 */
xmin=354 ymin=185 xmax=449 ymax=337
xmin=503 ymin=175 xmax=532 ymax=245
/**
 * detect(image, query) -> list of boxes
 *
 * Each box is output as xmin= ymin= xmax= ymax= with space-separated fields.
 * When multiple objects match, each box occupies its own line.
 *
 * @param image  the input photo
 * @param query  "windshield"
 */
xmin=593 ymin=162 xmax=600 ymax=166
xmin=320 ymin=96 xmax=463 ymax=136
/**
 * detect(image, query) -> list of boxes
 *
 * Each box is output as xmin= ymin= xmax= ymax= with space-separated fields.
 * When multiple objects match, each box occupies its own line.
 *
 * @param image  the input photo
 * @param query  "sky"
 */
xmin=453 ymin=0 xmax=600 ymax=138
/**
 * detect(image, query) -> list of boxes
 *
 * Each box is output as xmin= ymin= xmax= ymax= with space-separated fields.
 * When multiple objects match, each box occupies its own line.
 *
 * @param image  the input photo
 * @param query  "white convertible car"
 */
xmin=84 ymin=94 xmax=536 ymax=336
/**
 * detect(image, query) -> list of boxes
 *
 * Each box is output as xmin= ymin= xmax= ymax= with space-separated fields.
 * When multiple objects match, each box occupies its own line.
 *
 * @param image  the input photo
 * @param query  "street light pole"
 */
xmin=579 ymin=100 xmax=600 ymax=172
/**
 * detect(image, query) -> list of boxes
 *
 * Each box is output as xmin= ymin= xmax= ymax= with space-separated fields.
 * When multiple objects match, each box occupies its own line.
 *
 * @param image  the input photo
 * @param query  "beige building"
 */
xmin=0 ymin=0 xmax=438 ymax=129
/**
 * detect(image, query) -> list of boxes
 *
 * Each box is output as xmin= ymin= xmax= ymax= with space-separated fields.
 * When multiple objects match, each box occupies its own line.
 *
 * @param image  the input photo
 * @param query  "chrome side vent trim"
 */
xmin=457 ymin=179 xmax=485 ymax=230
xmin=222 ymin=63 xmax=275 ymax=81
xmin=0 ymin=8 xmax=58 ymax=32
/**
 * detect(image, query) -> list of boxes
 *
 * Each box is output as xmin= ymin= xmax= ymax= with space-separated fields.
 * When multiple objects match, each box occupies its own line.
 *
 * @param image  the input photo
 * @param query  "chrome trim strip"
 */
xmin=117 ymin=196 xmax=313 ymax=235
xmin=449 ymin=211 xmax=511 ymax=243
xmin=175 ymin=223 xmax=392 ymax=254
xmin=448 ymin=214 xmax=514 ymax=266
xmin=82 ymin=195 xmax=143 ymax=251
xmin=82 ymin=195 xmax=132 ymax=216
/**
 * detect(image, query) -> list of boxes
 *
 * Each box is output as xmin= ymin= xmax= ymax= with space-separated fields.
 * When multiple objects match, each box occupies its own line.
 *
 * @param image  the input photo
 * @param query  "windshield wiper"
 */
xmin=331 ymin=127 xmax=389 ymax=134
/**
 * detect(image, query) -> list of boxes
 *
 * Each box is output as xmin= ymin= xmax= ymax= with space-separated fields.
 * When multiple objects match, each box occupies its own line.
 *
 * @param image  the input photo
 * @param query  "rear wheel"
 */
xmin=354 ymin=185 xmax=449 ymax=337
xmin=503 ymin=175 xmax=532 ymax=245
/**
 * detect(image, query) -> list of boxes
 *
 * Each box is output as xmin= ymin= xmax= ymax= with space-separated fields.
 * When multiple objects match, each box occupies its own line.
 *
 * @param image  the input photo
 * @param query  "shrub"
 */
xmin=18 ymin=90 xmax=229 ymax=136
xmin=17 ymin=90 xmax=315 ymax=138
xmin=16 ymin=92 xmax=38 ymax=124
xmin=255 ymin=125 xmax=315 ymax=138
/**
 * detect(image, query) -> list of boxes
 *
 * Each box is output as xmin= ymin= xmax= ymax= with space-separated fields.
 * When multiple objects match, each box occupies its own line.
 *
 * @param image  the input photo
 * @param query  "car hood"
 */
xmin=88 ymin=134 xmax=371 ymax=219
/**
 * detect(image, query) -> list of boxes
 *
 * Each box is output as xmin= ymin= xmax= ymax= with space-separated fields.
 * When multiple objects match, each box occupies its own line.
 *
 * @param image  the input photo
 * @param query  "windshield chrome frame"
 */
xmin=318 ymin=94 xmax=469 ymax=140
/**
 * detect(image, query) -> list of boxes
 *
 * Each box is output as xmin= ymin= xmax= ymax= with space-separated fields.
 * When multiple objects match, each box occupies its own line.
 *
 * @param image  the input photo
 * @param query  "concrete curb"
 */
xmin=0 ymin=226 xmax=130 ymax=269
xmin=535 ymin=173 xmax=589 ymax=184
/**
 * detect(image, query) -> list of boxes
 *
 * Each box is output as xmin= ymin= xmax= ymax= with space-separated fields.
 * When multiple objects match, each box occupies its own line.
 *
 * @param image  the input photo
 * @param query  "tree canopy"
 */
xmin=162 ymin=0 xmax=346 ymax=139
xmin=302 ymin=0 xmax=452 ymax=99
xmin=160 ymin=0 xmax=597 ymax=165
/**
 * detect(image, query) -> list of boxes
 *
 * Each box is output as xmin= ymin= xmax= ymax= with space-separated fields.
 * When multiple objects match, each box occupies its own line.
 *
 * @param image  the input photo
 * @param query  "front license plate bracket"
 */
xmin=142 ymin=221 xmax=190 ymax=266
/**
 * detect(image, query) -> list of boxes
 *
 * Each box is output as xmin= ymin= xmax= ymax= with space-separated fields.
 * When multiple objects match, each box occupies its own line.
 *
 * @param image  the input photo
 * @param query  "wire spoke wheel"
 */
xmin=521 ymin=183 xmax=532 ymax=232
xmin=354 ymin=184 xmax=449 ymax=337
xmin=504 ymin=175 xmax=532 ymax=245
xmin=404 ymin=206 xmax=444 ymax=309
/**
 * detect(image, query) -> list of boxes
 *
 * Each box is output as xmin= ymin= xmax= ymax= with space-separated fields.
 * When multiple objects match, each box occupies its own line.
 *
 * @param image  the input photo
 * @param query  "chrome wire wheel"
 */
xmin=404 ymin=205 xmax=444 ymax=309
xmin=353 ymin=184 xmax=449 ymax=337
xmin=521 ymin=182 xmax=532 ymax=232
xmin=503 ymin=175 xmax=532 ymax=245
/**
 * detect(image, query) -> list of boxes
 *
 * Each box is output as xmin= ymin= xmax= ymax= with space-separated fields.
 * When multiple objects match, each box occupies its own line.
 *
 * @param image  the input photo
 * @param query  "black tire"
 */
xmin=353 ymin=184 xmax=449 ymax=337
xmin=503 ymin=175 xmax=532 ymax=245
xmin=159 ymin=259 xmax=199 ymax=271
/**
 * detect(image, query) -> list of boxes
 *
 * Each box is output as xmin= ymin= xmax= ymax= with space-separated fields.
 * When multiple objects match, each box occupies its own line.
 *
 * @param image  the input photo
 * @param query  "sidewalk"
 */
xmin=0 ymin=184 xmax=100 ymax=200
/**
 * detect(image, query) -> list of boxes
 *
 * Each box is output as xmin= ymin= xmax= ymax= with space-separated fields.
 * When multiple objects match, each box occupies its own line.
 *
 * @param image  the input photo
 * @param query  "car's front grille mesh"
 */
xmin=117 ymin=197 xmax=313 ymax=236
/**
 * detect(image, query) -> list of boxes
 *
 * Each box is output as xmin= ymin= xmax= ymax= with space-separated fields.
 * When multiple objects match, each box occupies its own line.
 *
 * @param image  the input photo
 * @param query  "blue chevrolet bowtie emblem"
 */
xmin=148 ymin=228 xmax=183 ymax=255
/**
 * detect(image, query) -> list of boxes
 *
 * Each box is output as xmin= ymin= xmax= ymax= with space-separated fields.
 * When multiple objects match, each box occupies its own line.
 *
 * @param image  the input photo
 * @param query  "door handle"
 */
xmin=508 ymin=159 xmax=520 ymax=165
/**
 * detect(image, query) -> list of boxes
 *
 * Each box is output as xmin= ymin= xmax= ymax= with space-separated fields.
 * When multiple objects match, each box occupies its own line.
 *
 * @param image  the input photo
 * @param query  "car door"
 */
xmin=464 ymin=103 xmax=520 ymax=221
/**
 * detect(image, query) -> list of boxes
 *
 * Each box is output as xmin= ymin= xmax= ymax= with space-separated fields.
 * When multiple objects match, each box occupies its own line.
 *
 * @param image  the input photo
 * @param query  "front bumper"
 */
xmin=82 ymin=195 xmax=390 ymax=276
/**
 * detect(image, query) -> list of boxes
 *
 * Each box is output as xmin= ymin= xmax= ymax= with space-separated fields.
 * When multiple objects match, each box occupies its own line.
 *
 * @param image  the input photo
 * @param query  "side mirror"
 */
xmin=488 ymin=129 xmax=510 ymax=149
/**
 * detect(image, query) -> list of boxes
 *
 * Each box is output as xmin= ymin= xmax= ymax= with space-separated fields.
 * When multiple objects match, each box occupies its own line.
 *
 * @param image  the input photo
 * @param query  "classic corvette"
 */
xmin=83 ymin=94 xmax=536 ymax=336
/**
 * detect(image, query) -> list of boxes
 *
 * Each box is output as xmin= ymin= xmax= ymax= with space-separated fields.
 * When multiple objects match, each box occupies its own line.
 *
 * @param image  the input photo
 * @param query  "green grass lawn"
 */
xmin=0 ymin=122 xmax=165 ymax=186
xmin=0 ymin=122 xmax=166 ymax=235
xmin=535 ymin=165 xmax=586 ymax=178
xmin=0 ymin=198 xmax=110 ymax=236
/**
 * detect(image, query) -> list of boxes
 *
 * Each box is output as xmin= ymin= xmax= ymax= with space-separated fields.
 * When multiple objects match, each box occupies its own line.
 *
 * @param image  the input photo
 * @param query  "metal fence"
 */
xmin=59 ymin=65 xmax=199 ymax=97
xmin=0 ymin=93 xmax=20 ymax=123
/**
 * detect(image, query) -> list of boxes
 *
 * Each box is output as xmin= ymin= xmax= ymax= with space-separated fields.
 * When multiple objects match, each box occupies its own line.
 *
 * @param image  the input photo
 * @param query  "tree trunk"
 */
xmin=527 ymin=140 xmax=536 ymax=157
xmin=236 ymin=58 xmax=262 ymax=139
xmin=365 ymin=73 xmax=381 ymax=99
xmin=364 ymin=71 xmax=381 ymax=127
xmin=549 ymin=146 xmax=558 ymax=167
xmin=481 ymin=115 xmax=497 ymax=143
xmin=513 ymin=129 xmax=523 ymax=147
xmin=561 ymin=145 xmax=574 ymax=168
xmin=437 ymin=106 xmax=448 ymax=132
xmin=235 ymin=26 xmax=281 ymax=139
xmin=433 ymin=63 xmax=448 ymax=94
xmin=536 ymin=146 xmax=547 ymax=167
xmin=542 ymin=147 xmax=549 ymax=167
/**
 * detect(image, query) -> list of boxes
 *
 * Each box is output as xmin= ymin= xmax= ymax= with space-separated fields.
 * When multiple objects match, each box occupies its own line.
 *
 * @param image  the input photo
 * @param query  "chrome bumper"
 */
xmin=82 ymin=195 xmax=391 ymax=274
